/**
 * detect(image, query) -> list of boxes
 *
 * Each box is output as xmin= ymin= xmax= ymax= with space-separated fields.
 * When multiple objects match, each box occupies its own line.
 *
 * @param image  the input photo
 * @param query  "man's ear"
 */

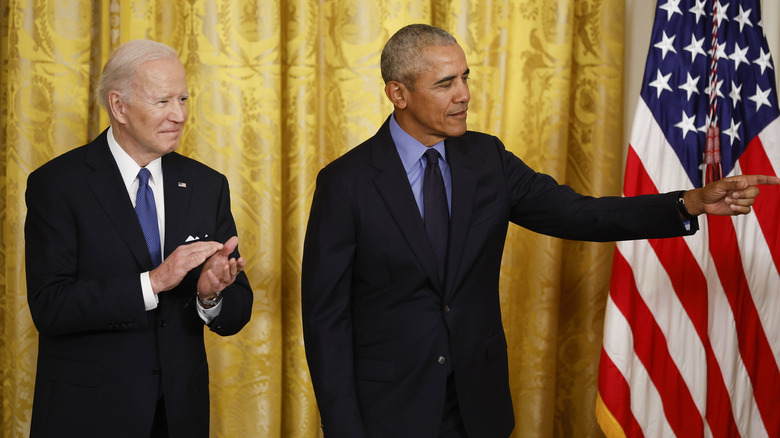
xmin=108 ymin=91 xmax=127 ymax=123
xmin=384 ymin=81 xmax=408 ymax=110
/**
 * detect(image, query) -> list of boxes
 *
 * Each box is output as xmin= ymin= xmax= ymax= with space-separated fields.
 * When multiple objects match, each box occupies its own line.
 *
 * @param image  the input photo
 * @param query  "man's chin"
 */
xmin=161 ymin=139 xmax=180 ymax=154
xmin=449 ymin=124 xmax=468 ymax=138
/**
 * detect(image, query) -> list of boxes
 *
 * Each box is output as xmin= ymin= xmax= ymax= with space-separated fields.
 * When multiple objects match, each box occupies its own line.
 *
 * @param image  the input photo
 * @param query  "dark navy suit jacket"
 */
xmin=302 ymin=117 xmax=696 ymax=437
xmin=25 ymin=129 xmax=253 ymax=438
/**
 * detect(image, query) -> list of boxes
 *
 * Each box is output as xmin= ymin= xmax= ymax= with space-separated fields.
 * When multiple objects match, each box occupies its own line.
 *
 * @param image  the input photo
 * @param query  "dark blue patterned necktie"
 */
xmin=135 ymin=168 xmax=162 ymax=267
xmin=423 ymin=148 xmax=449 ymax=280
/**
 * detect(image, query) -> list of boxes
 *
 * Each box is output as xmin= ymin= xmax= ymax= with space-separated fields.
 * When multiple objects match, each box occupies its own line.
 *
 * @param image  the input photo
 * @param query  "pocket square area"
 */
xmin=185 ymin=235 xmax=200 ymax=242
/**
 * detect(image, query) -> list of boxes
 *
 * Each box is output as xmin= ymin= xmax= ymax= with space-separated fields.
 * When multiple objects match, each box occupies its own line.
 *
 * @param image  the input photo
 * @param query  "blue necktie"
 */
xmin=423 ymin=149 xmax=449 ymax=280
xmin=136 ymin=168 xmax=162 ymax=267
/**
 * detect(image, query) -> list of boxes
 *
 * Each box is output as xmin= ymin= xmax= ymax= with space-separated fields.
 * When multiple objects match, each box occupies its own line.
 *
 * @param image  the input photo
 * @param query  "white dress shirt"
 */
xmin=107 ymin=127 xmax=221 ymax=322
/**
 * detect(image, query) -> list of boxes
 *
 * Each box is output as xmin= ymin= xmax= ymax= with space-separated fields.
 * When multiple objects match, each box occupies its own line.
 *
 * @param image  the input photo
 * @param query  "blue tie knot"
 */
xmin=138 ymin=167 xmax=151 ymax=185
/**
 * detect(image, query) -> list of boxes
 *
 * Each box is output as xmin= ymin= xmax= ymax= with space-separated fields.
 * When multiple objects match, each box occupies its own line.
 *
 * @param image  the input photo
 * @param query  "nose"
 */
xmin=170 ymin=101 xmax=187 ymax=123
xmin=454 ymin=78 xmax=470 ymax=104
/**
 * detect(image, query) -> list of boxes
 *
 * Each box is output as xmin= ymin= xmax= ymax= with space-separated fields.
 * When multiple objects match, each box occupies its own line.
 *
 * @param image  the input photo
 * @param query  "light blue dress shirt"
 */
xmin=389 ymin=115 xmax=452 ymax=220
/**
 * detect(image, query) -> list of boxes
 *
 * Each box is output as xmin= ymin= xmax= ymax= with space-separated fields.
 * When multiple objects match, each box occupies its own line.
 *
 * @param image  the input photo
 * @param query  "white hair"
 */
xmin=95 ymin=40 xmax=180 ymax=109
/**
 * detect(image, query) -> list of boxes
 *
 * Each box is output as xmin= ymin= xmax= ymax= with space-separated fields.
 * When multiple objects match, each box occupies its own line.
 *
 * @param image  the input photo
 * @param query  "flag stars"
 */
xmin=729 ymin=81 xmax=742 ymax=108
xmin=710 ymin=42 xmax=727 ymax=61
xmin=684 ymin=34 xmax=706 ymax=64
xmin=675 ymin=111 xmax=698 ymax=139
xmin=748 ymin=85 xmax=772 ymax=112
xmin=714 ymin=1 xmax=730 ymax=27
xmin=698 ymin=114 xmax=712 ymax=134
xmin=729 ymin=43 xmax=750 ymax=71
xmin=705 ymin=79 xmax=724 ymax=100
xmin=754 ymin=48 xmax=774 ymax=75
xmin=733 ymin=6 xmax=753 ymax=32
xmin=679 ymin=73 xmax=700 ymax=101
xmin=689 ymin=0 xmax=707 ymax=24
xmin=654 ymin=31 xmax=677 ymax=60
xmin=723 ymin=120 xmax=741 ymax=146
xmin=649 ymin=69 xmax=673 ymax=98
xmin=660 ymin=0 xmax=682 ymax=20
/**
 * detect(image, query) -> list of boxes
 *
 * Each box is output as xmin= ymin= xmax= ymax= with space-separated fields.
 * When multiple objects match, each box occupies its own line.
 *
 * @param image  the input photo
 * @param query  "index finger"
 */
xmin=738 ymin=174 xmax=780 ymax=186
xmin=182 ymin=241 xmax=223 ymax=256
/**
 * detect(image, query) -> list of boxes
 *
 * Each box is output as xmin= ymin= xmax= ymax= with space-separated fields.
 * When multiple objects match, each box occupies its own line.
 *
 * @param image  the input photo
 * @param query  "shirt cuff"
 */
xmin=196 ymin=298 xmax=222 ymax=324
xmin=140 ymin=272 xmax=159 ymax=311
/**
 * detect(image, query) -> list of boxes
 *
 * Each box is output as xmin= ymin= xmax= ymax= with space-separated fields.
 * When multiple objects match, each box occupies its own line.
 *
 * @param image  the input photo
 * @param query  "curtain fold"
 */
xmin=0 ymin=1 xmax=624 ymax=436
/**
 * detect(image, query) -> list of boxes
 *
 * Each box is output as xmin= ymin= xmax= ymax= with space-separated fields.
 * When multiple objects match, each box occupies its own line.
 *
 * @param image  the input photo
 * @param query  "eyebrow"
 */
xmin=155 ymin=93 xmax=189 ymax=100
xmin=433 ymin=68 xmax=470 ymax=86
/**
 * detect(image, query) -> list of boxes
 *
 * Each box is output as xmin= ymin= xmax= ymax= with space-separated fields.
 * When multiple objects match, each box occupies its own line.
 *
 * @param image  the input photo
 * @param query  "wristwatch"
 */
xmin=677 ymin=190 xmax=695 ymax=220
xmin=197 ymin=291 xmax=222 ymax=308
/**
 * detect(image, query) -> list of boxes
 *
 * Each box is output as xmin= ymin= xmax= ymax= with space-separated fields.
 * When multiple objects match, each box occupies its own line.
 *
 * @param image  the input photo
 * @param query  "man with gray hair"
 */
xmin=301 ymin=24 xmax=778 ymax=437
xmin=25 ymin=39 xmax=253 ymax=437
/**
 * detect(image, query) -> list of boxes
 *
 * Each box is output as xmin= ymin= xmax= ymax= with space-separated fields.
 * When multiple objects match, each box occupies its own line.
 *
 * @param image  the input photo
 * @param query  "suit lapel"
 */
xmin=162 ymin=154 xmax=192 ymax=257
xmin=84 ymin=131 xmax=154 ymax=269
xmin=370 ymin=123 xmax=444 ymax=292
xmin=443 ymin=136 xmax=478 ymax=299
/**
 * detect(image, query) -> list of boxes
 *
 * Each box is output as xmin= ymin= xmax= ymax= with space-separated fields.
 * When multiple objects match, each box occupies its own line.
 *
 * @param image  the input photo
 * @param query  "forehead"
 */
xmin=134 ymin=58 xmax=187 ymax=93
xmin=417 ymin=44 xmax=468 ymax=79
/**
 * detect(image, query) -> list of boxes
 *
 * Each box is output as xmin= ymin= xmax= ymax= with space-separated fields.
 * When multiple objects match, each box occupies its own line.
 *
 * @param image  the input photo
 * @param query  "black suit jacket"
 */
xmin=24 ymin=130 xmax=253 ymax=438
xmin=301 ymin=118 xmax=696 ymax=437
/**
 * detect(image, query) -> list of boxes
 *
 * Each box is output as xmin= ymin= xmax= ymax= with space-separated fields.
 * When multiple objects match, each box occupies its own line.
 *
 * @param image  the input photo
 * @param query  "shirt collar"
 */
xmin=107 ymin=126 xmax=163 ymax=188
xmin=389 ymin=114 xmax=446 ymax=174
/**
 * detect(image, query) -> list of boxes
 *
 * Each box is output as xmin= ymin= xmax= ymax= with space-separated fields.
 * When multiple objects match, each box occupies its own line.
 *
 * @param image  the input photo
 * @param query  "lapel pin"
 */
xmin=178 ymin=182 xmax=187 ymax=187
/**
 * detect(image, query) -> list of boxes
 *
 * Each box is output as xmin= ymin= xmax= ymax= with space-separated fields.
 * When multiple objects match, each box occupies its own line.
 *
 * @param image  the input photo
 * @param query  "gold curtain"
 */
xmin=0 ymin=0 xmax=623 ymax=436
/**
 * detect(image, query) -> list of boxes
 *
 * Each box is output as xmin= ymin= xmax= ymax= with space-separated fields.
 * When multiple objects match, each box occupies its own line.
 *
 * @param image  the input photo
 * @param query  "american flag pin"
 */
xmin=178 ymin=182 xmax=187 ymax=187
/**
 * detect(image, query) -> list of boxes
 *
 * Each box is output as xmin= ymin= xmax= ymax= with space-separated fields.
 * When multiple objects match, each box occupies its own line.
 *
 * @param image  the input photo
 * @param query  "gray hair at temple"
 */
xmin=380 ymin=24 xmax=458 ymax=90
xmin=96 ymin=39 xmax=180 ymax=110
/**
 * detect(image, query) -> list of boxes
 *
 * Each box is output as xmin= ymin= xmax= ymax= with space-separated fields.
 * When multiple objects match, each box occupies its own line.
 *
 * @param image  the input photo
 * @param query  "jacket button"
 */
xmin=152 ymin=368 xmax=161 ymax=376
xmin=159 ymin=320 xmax=166 ymax=328
xmin=444 ymin=305 xmax=451 ymax=313
xmin=437 ymin=356 xmax=446 ymax=365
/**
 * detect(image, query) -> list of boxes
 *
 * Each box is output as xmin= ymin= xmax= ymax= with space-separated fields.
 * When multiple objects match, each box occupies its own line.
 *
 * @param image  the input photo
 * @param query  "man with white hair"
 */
xmin=25 ymin=39 xmax=253 ymax=437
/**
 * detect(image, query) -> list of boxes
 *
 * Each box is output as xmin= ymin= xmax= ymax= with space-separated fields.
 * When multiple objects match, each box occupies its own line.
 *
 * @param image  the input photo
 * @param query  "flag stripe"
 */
xmin=735 ymin=130 xmax=780 ymax=376
xmin=602 ymin=273 xmax=677 ymax=438
xmin=645 ymin=234 xmax=740 ymax=437
xmin=707 ymin=214 xmax=780 ymax=435
xmin=598 ymin=345 xmax=642 ymax=438
xmin=610 ymin=245 xmax=704 ymax=436
xmin=622 ymin=149 xmax=710 ymax=415
xmin=703 ymin=248 xmax=768 ymax=438
xmin=739 ymin=135 xmax=780 ymax=272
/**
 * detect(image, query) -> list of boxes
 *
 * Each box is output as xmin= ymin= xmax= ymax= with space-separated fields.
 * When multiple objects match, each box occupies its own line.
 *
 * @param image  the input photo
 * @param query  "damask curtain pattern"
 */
xmin=0 ymin=1 xmax=622 ymax=437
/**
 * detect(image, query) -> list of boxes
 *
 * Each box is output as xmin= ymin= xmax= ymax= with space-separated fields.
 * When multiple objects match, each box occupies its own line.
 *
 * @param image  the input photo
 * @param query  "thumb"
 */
xmin=221 ymin=236 xmax=239 ymax=255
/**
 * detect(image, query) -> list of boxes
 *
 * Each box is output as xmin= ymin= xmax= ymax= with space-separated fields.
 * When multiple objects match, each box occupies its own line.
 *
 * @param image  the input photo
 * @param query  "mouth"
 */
xmin=449 ymin=108 xmax=468 ymax=118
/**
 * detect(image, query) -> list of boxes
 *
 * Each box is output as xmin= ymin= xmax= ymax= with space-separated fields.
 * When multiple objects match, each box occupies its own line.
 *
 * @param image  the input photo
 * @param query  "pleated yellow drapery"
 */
xmin=1 ymin=1 xmax=623 ymax=436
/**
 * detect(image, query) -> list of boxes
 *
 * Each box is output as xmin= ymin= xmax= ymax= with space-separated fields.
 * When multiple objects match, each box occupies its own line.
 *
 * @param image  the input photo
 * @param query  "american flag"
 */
xmin=596 ymin=1 xmax=780 ymax=437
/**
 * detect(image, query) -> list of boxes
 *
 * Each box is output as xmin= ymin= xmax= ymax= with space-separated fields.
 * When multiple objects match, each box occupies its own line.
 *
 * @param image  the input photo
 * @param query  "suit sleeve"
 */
xmin=301 ymin=167 xmax=368 ymax=437
xmin=494 ymin=138 xmax=698 ymax=240
xmin=203 ymin=175 xmax=253 ymax=336
xmin=25 ymin=169 xmax=148 ymax=336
